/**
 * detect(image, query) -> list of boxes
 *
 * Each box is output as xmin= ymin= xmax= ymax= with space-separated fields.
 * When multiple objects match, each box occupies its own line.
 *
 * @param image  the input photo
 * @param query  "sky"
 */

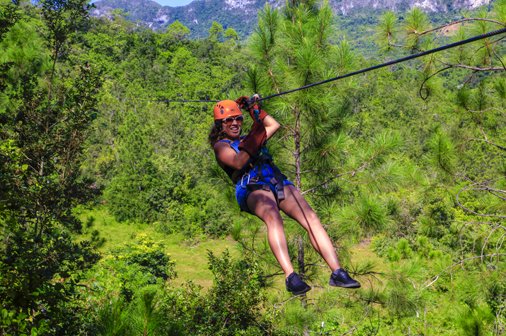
xmin=155 ymin=0 xmax=194 ymax=6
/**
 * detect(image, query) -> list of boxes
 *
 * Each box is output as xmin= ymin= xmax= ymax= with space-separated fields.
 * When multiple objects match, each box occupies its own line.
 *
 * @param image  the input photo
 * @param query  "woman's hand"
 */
xmin=235 ymin=95 xmax=268 ymax=122
xmin=235 ymin=94 xmax=280 ymax=139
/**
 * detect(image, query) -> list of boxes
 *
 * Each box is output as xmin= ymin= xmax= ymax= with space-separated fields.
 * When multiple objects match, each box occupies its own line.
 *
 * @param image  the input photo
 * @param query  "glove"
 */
xmin=238 ymin=121 xmax=267 ymax=158
xmin=248 ymin=94 xmax=268 ymax=122
xmin=235 ymin=96 xmax=250 ymax=109
xmin=249 ymin=107 xmax=268 ymax=123
xmin=236 ymin=94 xmax=268 ymax=122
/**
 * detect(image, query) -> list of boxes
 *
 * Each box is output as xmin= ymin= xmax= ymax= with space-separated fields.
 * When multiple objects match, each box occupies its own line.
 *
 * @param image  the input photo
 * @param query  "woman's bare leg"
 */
xmin=247 ymin=190 xmax=294 ymax=277
xmin=279 ymin=185 xmax=341 ymax=271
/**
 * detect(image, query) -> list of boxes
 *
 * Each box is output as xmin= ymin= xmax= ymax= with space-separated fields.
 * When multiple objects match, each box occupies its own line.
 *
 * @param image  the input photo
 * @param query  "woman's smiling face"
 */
xmin=221 ymin=115 xmax=244 ymax=139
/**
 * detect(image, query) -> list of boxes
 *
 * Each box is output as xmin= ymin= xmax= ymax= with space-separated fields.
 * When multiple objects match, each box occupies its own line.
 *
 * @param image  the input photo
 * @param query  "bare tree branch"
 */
xmin=418 ymin=18 xmax=506 ymax=37
xmin=469 ymin=138 xmax=506 ymax=151
xmin=302 ymin=147 xmax=388 ymax=195
xmin=456 ymin=183 xmax=506 ymax=218
xmin=423 ymin=253 xmax=506 ymax=289
xmin=441 ymin=63 xmax=505 ymax=71
xmin=419 ymin=66 xmax=452 ymax=99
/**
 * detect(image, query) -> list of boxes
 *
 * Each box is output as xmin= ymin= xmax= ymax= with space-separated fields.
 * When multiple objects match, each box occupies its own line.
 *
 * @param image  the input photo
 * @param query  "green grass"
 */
xmin=75 ymin=206 xmax=388 ymax=294
xmin=75 ymin=206 xmax=240 ymax=289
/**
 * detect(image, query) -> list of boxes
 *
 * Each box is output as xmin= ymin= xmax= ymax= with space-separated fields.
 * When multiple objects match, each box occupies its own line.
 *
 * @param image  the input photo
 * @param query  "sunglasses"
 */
xmin=222 ymin=115 xmax=244 ymax=124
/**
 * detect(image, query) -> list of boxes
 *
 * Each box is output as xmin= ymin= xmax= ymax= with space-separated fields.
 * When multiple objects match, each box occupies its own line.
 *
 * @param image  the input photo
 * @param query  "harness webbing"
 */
xmin=220 ymin=139 xmax=286 ymax=201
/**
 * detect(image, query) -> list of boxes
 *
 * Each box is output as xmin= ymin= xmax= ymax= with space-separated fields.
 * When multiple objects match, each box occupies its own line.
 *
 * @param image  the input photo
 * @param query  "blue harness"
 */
xmin=218 ymin=138 xmax=293 ymax=213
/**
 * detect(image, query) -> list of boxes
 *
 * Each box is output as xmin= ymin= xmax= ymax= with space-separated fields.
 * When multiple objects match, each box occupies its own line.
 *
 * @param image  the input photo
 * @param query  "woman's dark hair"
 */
xmin=208 ymin=121 xmax=223 ymax=148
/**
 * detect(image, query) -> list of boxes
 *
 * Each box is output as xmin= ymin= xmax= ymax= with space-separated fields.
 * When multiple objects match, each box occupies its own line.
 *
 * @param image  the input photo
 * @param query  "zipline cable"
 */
xmin=260 ymin=27 xmax=506 ymax=102
xmin=160 ymin=27 xmax=506 ymax=104
xmin=159 ymin=99 xmax=220 ymax=103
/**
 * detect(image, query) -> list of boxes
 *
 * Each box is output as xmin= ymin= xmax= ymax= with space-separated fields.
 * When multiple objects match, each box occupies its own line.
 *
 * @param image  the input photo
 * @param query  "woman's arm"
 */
xmin=214 ymin=110 xmax=280 ymax=170
xmin=263 ymin=114 xmax=280 ymax=140
xmin=214 ymin=141 xmax=251 ymax=170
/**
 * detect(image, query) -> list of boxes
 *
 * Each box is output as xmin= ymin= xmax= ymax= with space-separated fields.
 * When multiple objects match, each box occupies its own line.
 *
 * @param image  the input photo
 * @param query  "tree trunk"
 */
xmin=294 ymin=106 xmax=302 ymax=189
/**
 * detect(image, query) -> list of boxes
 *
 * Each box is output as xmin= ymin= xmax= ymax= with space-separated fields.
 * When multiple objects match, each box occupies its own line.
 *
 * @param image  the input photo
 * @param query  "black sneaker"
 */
xmin=329 ymin=269 xmax=361 ymax=288
xmin=286 ymin=272 xmax=311 ymax=295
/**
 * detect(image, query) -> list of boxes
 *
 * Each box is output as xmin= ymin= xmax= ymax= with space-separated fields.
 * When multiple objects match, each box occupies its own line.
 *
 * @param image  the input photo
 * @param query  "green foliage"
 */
xmin=0 ymin=0 xmax=21 ymax=40
xmin=113 ymin=233 xmax=177 ymax=282
xmin=416 ymin=188 xmax=456 ymax=240
xmin=204 ymin=250 xmax=267 ymax=333
xmin=1 ymin=308 xmax=50 ymax=336
xmin=377 ymin=11 xmax=397 ymax=51
xmin=386 ymin=238 xmax=413 ymax=261
xmin=355 ymin=194 xmax=388 ymax=234
xmin=496 ymin=0 xmax=506 ymax=24
xmin=69 ymin=232 xmax=177 ymax=334
xmin=101 ymin=234 xmax=175 ymax=302
xmin=404 ymin=8 xmax=430 ymax=51
xmin=2 ymin=0 xmax=505 ymax=334
xmin=0 ymin=1 xmax=103 ymax=334
xmin=457 ymin=304 xmax=495 ymax=335
xmin=40 ymin=0 xmax=93 ymax=61
xmin=427 ymin=128 xmax=457 ymax=175
xmin=104 ymin=109 xmax=164 ymax=222
xmin=208 ymin=21 xmax=223 ymax=42
xmin=159 ymin=20 xmax=191 ymax=57
xmin=384 ymin=265 xmax=424 ymax=317
xmin=156 ymin=250 xmax=269 ymax=336
xmin=279 ymin=300 xmax=317 ymax=334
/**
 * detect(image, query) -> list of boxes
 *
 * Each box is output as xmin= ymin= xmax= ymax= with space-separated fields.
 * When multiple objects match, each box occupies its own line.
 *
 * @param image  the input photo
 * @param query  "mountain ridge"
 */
xmin=90 ymin=0 xmax=493 ymax=38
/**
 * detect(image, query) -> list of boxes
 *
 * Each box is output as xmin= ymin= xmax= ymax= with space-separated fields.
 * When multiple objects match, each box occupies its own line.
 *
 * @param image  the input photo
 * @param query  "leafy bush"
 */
xmin=157 ymin=250 xmax=269 ymax=336
xmin=111 ymin=233 xmax=177 ymax=287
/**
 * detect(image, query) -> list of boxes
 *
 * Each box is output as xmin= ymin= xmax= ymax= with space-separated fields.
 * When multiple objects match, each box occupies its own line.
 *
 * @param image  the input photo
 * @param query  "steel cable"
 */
xmin=159 ymin=27 xmax=506 ymax=104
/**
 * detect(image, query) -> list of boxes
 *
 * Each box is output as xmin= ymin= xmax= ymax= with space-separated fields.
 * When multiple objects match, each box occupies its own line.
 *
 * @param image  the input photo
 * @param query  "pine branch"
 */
xmin=493 ymin=45 xmax=506 ymax=70
xmin=419 ymin=66 xmax=452 ymax=99
xmin=302 ymin=147 xmax=387 ymax=195
xmin=441 ymin=63 xmax=505 ymax=72
xmin=418 ymin=18 xmax=506 ymax=37
xmin=482 ymin=224 xmax=506 ymax=262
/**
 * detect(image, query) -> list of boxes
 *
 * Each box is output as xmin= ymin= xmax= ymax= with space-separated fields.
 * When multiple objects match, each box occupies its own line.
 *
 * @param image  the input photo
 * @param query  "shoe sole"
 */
xmin=287 ymin=285 xmax=311 ymax=295
xmin=329 ymin=281 xmax=361 ymax=288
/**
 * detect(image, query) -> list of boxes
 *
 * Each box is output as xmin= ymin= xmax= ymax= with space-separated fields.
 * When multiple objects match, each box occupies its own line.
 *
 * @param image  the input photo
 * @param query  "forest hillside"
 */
xmin=90 ymin=0 xmax=496 ymax=37
xmin=1 ymin=0 xmax=505 ymax=335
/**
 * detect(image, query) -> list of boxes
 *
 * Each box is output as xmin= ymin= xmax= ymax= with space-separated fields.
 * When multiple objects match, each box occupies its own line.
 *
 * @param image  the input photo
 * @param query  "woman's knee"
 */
xmin=259 ymin=207 xmax=284 ymax=226
xmin=296 ymin=210 xmax=323 ymax=232
xmin=304 ymin=210 xmax=320 ymax=224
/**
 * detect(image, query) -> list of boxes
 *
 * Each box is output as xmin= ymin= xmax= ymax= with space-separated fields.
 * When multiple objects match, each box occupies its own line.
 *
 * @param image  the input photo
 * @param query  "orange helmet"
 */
xmin=213 ymin=100 xmax=242 ymax=121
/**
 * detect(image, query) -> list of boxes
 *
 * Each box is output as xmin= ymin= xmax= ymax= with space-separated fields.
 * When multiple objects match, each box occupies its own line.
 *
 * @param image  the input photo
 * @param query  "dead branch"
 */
xmin=481 ymin=225 xmax=506 ymax=262
xmin=442 ymin=63 xmax=505 ymax=72
xmin=419 ymin=66 xmax=452 ymax=100
xmin=423 ymin=253 xmax=506 ymax=289
xmin=302 ymin=148 xmax=386 ymax=195
xmin=418 ymin=18 xmax=506 ymax=37
xmin=455 ymin=183 xmax=506 ymax=218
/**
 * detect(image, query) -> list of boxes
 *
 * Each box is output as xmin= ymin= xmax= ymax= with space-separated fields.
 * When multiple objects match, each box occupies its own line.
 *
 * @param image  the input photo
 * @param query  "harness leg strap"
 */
xmin=271 ymin=177 xmax=285 ymax=201
xmin=246 ymin=184 xmax=271 ymax=192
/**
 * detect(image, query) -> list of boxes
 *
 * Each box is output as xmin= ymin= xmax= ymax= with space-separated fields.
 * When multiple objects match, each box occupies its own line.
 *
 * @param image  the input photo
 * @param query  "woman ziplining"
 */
xmin=200 ymin=27 xmax=505 ymax=295
xmin=208 ymin=95 xmax=360 ymax=295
